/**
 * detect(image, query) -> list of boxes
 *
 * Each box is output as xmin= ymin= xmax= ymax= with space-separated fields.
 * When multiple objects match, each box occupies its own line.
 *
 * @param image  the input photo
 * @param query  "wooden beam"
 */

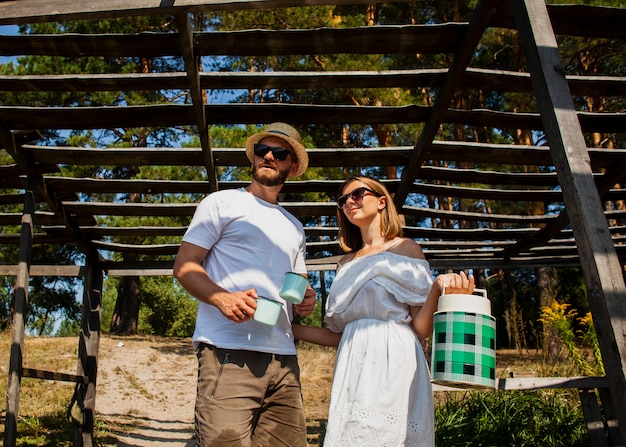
xmin=76 ymin=259 xmax=102 ymax=446
xmin=22 ymin=367 xmax=88 ymax=384
xmin=433 ymin=376 xmax=609 ymax=392
xmin=2 ymin=69 xmax=624 ymax=97
xmin=0 ymin=265 xmax=85 ymax=277
xmin=21 ymin=143 xmax=626 ymax=171
xmin=0 ymin=0 xmax=418 ymax=26
xmin=511 ymin=1 xmax=626 ymax=443
xmin=3 ymin=178 xmax=35 ymax=447
xmin=579 ymin=388 xmax=611 ymax=447
xmin=490 ymin=3 xmax=626 ymax=40
xmin=0 ymin=25 xmax=465 ymax=58
xmin=395 ymin=0 xmax=499 ymax=207
xmin=2 ymin=104 xmax=625 ymax=133
xmin=176 ymin=13 xmax=218 ymax=192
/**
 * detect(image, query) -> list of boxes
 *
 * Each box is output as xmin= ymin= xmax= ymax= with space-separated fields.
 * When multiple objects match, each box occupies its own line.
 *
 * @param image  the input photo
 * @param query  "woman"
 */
xmin=292 ymin=176 xmax=475 ymax=447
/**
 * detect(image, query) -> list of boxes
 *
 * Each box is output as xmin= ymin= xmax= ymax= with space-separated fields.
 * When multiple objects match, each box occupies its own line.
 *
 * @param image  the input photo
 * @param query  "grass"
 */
xmin=0 ymin=333 xmax=593 ymax=446
xmin=435 ymin=389 xmax=589 ymax=446
xmin=0 ymin=334 xmax=82 ymax=445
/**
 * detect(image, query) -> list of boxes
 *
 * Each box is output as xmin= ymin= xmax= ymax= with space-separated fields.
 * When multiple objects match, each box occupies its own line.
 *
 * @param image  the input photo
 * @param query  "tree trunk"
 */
xmin=537 ymin=266 xmax=559 ymax=359
xmin=110 ymin=275 xmax=141 ymax=335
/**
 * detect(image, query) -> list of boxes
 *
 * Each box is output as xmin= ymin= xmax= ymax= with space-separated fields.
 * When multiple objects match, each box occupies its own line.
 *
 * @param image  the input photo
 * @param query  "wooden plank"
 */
xmin=500 ymin=376 xmax=608 ymax=390
xmin=491 ymin=3 xmax=626 ymax=40
xmin=195 ymin=25 xmax=464 ymax=56
xmin=0 ymin=211 xmax=76 ymax=226
xmin=427 ymin=142 xmax=626 ymax=170
xmin=511 ymin=1 xmax=626 ymax=444
xmin=58 ymin=200 xmax=561 ymax=226
xmin=3 ymin=182 xmax=35 ymax=447
xmin=42 ymin=175 xmax=570 ymax=203
xmin=3 ymin=102 xmax=624 ymax=134
xmin=2 ymin=1 xmax=624 ymax=41
xmin=77 ymin=260 xmax=102 ymax=446
xmin=90 ymin=240 xmax=180 ymax=255
xmin=578 ymin=389 xmax=609 ymax=447
xmin=0 ymin=0 xmax=388 ymax=26
xmin=62 ymin=201 xmax=198 ymax=217
xmin=400 ymin=204 xmax=556 ymax=225
xmin=431 ymin=376 xmax=609 ymax=392
xmin=598 ymin=387 xmax=626 ymax=446
xmin=0 ymin=72 xmax=188 ymax=92
xmin=22 ymin=367 xmax=88 ymax=384
xmin=75 ymin=224 xmax=538 ymax=242
xmin=176 ymin=14 xmax=217 ymax=192
xmin=2 ymin=69 xmax=624 ymax=97
xmin=395 ymin=0 xmax=499 ymax=206
xmin=22 ymin=143 xmax=626 ymax=171
xmin=0 ymin=25 xmax=464 ymax=57
xmin=502 ymin=145 xmax=626 ymax=261
xmin=0 ymin=234 xmax=73 ymax=246
xmin=0 ymin=33 xmax=180 ymax=57
xmin=0 ymin=265 xmax=84 ymax=277
xmin=409 ymin=183 xmax=563 ymax=202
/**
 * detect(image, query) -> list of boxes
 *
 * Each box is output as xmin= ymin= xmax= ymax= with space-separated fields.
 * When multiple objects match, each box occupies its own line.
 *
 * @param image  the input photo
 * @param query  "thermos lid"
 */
xmin=437 ymin=288 xmax=491 ymax=315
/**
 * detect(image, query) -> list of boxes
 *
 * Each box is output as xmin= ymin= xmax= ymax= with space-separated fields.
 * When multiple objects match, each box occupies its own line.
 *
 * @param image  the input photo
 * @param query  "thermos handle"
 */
xmin=441 ymin=286 xmax=487 ymax=299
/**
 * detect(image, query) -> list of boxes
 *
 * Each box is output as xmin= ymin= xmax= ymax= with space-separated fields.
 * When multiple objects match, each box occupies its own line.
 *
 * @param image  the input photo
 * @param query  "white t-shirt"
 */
xmin=182 ymin=188 xmax=307 ymax=355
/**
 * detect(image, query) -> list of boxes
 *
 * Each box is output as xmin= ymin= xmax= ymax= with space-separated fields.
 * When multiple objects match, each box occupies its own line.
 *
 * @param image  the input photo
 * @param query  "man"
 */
xmin=173 ymin=122 xmax=317 ymax=447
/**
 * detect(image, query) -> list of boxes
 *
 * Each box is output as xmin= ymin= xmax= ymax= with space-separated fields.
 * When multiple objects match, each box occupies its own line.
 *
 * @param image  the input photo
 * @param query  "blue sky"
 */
xmin=0 ymin=25 xmax=19 ymax=65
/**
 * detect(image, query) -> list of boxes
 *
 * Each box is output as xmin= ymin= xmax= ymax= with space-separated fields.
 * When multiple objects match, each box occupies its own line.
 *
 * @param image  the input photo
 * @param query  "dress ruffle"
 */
xmin=326 ymin=252 xmax=433 ymax=322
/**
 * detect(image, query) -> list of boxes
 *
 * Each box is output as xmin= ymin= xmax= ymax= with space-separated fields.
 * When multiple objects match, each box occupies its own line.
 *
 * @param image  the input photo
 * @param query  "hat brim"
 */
xmin=245 ymin=132 xmax=308 ymax=177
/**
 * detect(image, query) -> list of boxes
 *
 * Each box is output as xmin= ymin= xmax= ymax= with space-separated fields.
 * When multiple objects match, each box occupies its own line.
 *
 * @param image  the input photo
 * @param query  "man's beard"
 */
xmin=252 ymin=162 xmax=291 ymax=186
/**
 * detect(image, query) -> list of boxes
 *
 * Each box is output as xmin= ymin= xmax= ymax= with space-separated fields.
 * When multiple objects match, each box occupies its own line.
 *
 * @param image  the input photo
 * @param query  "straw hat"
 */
xmin=245 ymin=122 xmax=309 ymax=177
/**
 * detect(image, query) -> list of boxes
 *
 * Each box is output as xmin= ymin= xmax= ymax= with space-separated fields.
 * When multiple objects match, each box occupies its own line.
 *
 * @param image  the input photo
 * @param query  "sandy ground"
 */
xmin=95 ymin=336 xmax=197 ymax=446
xmin=94 ymin=336 xmax=332 ymax=446
xmin=2 ymin=334 xmax=538 ymax=446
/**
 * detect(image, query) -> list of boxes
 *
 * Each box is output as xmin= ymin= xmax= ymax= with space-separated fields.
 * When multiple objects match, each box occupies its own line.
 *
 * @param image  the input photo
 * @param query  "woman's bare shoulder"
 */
xmin=337 ymin=252 xmax=357 ymax=266
xmin=388 ymin=237 xmax=425 ymax=260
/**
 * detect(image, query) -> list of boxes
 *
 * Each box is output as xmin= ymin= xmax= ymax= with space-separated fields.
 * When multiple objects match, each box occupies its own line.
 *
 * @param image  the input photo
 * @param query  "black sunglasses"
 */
xmin=253 ymin=143 xmax=293 ymax=161
xmin=336 ymin=186 xmax=382 ymax=209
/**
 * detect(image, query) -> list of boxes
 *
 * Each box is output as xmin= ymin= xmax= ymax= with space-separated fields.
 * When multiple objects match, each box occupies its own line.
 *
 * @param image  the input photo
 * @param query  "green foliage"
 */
xmin=139 ymin=277 xmax=197 ymax=337
xmin=484 ymin=267 xmax=589 ymax=350
xmin=0 ymin=276 xmax=16 ymax=331
xmin=539 ymin=302 xmax=604 ymax=376
xmin=435 ymin=390 xmax=590 ymax=447
xmin=100 ymin=276 xmax=197 ymax=337
xmin=299 ymin=299 xmax=323 ymax=329
xmin=16 ymin=407 xmax=75 ymax=446
xmin=3 ymin=244 xmax=84 ymax=336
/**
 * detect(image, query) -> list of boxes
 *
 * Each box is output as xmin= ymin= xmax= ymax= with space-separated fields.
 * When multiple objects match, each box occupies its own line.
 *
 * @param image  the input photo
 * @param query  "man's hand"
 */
xmin=211 ymin=288 xmax=258 ymax=323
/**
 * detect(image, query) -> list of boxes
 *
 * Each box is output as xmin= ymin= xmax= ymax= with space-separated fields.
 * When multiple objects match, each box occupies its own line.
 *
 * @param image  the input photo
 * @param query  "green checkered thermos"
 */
xmin=431 ymin=288 xmax=496 ymax=389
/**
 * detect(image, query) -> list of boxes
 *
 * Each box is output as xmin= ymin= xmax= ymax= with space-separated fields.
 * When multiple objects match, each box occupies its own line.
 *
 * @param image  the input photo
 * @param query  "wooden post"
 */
xmin=75 ymin=257 xmax=103 ymax=447
xmin=510 ymin=1 xmax=626 ymax=444
xmin=3 ymin=177 xmax=35 ymax=447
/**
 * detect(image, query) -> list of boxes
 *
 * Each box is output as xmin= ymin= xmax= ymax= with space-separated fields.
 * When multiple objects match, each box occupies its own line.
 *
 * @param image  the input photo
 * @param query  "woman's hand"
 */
xmin=434 ymin=271 xmax=475 ymax=295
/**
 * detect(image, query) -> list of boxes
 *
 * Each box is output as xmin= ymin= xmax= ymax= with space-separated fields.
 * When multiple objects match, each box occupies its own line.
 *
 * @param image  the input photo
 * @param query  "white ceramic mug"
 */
xmin=253 ymin=296 xmax=283 ymax=326
xmin=279 ymin=272 xmax=308 ymax=304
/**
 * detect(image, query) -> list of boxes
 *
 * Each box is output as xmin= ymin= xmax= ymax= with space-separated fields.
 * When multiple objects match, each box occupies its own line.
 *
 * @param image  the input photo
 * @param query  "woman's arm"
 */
xmin=411 ymin=271 xmax=475 ymax=339
xmin=292 ymin=323 xmax=342 ymax=347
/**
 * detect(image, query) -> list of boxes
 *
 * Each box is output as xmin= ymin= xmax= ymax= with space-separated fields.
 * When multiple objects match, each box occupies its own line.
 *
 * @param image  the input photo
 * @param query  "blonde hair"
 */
xmin=336 ymin=176 xmax=403 ymax=253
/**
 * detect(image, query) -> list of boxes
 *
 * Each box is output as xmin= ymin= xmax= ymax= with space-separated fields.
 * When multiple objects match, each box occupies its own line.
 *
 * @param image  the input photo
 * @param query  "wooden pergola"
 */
xmin=1 ymin=0 xmax=625 ymax=446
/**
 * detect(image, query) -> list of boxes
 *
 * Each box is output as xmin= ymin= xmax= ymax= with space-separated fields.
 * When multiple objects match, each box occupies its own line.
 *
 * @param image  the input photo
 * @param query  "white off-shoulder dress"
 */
xmin=323 ymin=252 xmax=435 ymax=447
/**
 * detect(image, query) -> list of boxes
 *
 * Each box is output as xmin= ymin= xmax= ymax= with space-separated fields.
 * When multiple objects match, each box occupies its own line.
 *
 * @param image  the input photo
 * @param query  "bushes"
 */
xmin=435 ymin=389 xmax=589 ymax=446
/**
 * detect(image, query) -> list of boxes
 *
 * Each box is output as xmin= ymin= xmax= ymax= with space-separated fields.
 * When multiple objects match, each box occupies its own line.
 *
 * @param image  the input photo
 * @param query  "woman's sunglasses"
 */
xmin=253 ymin=143 xmax=293 ymax=161
xmin=336 ymin=186 xmax=382 ymax=209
